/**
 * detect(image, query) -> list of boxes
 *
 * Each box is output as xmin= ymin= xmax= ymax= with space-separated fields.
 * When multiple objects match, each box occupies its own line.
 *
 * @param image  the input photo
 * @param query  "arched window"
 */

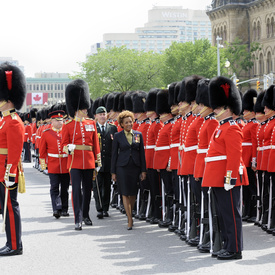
xmin=253 ymin=22 xmax=256 ymax=41
xmin=267 ymin=18 xmax=271 ymax=38
xmin=267 ymin=52 xmax=272 ymax=73
xmin=259 ymin=53 xmax=264 ymax=75
xmin=223 ymin=26 xmax=227 ymax=41
xmin=271 ymin=17 xmax=275 ymax=37
xmin=257 ymin=21 xmax=261 ymax=40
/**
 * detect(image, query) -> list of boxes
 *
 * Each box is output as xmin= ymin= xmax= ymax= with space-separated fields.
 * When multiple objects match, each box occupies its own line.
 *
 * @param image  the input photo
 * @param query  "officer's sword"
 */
xmin=95 ymin=171 xmax=102 ymax=209
xmin=2 ymin=187 xmax=8 ymax=232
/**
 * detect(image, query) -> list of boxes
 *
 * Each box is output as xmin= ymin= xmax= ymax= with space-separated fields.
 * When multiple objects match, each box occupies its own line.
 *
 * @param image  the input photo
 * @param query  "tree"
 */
xmin=162 ymin=39 xmax=220 ymax=83
xmin=72 ymin=46 xmax=165 ymax=98
xmin=223 ymin=37 xmax=261 ymax=78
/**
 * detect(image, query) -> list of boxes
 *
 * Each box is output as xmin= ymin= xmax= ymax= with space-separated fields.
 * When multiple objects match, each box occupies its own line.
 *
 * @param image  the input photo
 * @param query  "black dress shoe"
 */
xmin=188 ymin=236 xmax=200 ymax=247
xmin=97 ymin=212 xmax=104 ymax=219
xmin=0 ymin=246 xmax=23 ymax=256
xmin=103 ymin=211 xmax=109 ymax=217
xmin=83 ymin=217 xmax=93 ymax=226
xmin=127 ymin=227 xmax=132 ymax=230
xmin=212 ymin=248 xmax=226 ymax=258
xmin=75 ymin=223 xmax=82 ymax=231
xmin=139 ymin=213 xmax=146 ymax=220
xmin=197 ymin=242 xmax=210 ymax=253
xmin=53 ymin=211 xmax=60 ymax=219
xmin=60 ymin=211 xmax=70 ymax=217
xmin=267 ymin=227 xmax=275 ymax=234
xmin=272 ymin=230 xmax=275 ymax=236
xmin=247 ymin=216 xmax=256 ymax=223
xmin=217 ymin=251 xmax=242 ymax=260
xmin=242 ymin=215 xmax=250 ymax=221
xmin=150 ymin=218 xmax=159 ymax=224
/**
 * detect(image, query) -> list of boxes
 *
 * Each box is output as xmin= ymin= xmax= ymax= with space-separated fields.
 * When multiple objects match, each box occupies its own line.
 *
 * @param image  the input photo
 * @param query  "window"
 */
xmin=257 ymin=21 xmax=261 ymax=40
xmin=259 ymin=53 xmax=264 ymax=75
xmin=267 ymin=52 xmax=272 ymax=73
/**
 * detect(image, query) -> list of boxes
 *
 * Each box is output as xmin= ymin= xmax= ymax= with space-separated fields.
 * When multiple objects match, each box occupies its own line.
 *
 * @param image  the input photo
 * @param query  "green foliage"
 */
xmin=162 ymin=39 xmax=221 ymax=83
xmin=223 ymin=37 xmax=261 ymax=77
xmin=72 ymin=46 xmax=165 ymax=99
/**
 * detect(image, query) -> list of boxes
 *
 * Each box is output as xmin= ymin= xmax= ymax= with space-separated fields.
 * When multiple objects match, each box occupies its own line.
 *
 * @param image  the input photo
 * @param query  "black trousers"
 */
xmin=213 ymin=186 xmax=243 ymax=253
xmin=160 ymin=169 xmax=173 ymax=196
xmin=23 ymin=142 xmax=31 ymax=162
xmin=48 ymin=173 xmax=70 ymax=212
xmin=93 ymin=171 xmax=111 ymax=212
xmin=0 ymin=183 xmax=22 ymax=250
xmin=70 ymin=169 xmax=93 ymax=224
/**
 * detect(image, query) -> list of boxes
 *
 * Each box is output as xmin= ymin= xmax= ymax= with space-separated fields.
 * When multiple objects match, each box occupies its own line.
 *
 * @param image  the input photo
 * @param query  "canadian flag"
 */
xmin=26 ymin=93 xmax=48 ymax=105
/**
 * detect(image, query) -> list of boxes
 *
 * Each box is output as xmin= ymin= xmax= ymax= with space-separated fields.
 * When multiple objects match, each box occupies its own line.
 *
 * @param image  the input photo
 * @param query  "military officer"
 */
xmin=61 ymin=79 xmax=101 ymax=230
xmin=0 ymin=62 xmax=26 ymax=256
xmin=202 ymin=76 xmax=249 ymax=260
xmin=93 ymin=106 xmax=117 ymax=219
xmin=39 ymin=110 xmax=70 ymax=218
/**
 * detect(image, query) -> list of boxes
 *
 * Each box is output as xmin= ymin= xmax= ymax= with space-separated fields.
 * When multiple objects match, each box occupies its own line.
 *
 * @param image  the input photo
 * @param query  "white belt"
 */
xmin=170 ymin=143 xmax=180 ymax=148
xmin=48 ymin=153 xmax=68 ymax=158
xmin=184 ymin=145 xmax=198 ymax=152
xmin=242 ymin=142 xmax=252 ymax=146
xmin=262 ymin=145 xmax=272 ymax=150
xmin=257 ymin=146 xmax=263 ymax=151
xmin=205 ymin=155 xmax=227 ymax=163
xmin=155 ymin=146 xmax=170 ymax=151
xmin=179 ymin=144 xmax=185 ymax=151
xmin=24 ymin=133 xmax=28 ymax=135
xmin=145 ymin=145 xmax=156 ymax=149
xmin=32 ymin=134 xmax=36 ymax=136
xmin=197 ymin=148 xmax=208 ymax=154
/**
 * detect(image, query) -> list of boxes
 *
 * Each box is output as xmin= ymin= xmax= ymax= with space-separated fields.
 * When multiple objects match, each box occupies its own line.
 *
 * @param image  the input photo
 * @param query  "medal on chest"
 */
xmin=215 ymin=129 xmax=222 ymax=138
xmin=134 ymin=133 xmax=140 ymax=143
xmin=85 ymin=124 xmax=95 ymax=132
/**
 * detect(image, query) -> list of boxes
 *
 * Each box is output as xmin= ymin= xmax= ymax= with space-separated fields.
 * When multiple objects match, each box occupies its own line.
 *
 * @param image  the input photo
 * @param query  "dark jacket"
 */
xmin=96 ymin=122 xmax=117 ymax=173
xmin=111 ymin=130 xmax=146 ymax=174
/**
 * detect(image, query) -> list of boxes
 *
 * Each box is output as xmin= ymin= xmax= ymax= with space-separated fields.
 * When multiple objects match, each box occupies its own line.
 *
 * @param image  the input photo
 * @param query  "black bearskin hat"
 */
xmin=209 ymin=76 xmax=242 ymax=115
xmin=145 ymin=88 xmax=160 ymax=112
xmin=24 ymin=112 xmax=31 ymax=123
xmin=106 ymin=92 xmax=117 ymax=112
xmin=124 ymin=91 xmax=135 ymax=111
xmin=174 ymin=82 xmax=181 ymax=105
xmin=242 ymin=89 xmax=257 ymax=112
xmin=262 ymin=85 xmax=275 ymax=110
xmin=30 ymin=108 xmax=38 ymax=119
xmin=133 ymin=91 xmax=147 ymax=113
xmin=92 ymin=97 xmax=102 ymax=115
xmin=178 ymin=78 xmax=187 ymax=103
xmin=87 ymin=99 xmax=94 ymax=118
xmin=168 ymin=82 xmax=177 ymax=106
xmin=36 ymin=109 xmax=42 ymax=121
xmin=156 ymin=89 xmax=171 ymax=115
xmin=195 ymin=78 xmax=210 ymax=107
xmin=113 ymin=92 xmax=121 ymax=112
xmin=0 ymin=62 xmax=26 ymax=110
xmin=65 ymin=79 xmax=91 ymax=117
xmin=254 ymin=91 xmax=265 ymax=113
xmin=185 ymin=75 xmax=204 ymax=104
xmin=118 ymin=91 xmax=127 ymax=112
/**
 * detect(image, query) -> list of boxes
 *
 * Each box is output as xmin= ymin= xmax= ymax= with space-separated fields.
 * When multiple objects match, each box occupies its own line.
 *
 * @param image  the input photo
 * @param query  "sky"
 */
xmin=0 ymin=0 xmax=212 ymax=77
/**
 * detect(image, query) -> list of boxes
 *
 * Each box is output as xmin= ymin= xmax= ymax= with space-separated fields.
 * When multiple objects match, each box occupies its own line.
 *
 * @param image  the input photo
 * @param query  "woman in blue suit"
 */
xmin=111 ymin=111 xmax=146 ymax=230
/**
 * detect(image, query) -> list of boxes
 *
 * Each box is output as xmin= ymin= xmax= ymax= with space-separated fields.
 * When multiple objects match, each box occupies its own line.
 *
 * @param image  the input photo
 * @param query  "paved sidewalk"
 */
xmin=1 ymin=162 xmax=275 ymax=274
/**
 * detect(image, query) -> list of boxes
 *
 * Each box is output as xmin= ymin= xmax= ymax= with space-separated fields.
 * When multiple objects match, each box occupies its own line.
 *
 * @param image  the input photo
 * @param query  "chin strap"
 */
xmin=215 ymin=108 xmax=227 ymax=119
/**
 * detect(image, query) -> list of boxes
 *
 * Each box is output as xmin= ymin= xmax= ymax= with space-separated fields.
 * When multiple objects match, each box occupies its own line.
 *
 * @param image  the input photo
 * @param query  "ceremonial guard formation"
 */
xmin=3 ymin=58 xmax=275 ymax=259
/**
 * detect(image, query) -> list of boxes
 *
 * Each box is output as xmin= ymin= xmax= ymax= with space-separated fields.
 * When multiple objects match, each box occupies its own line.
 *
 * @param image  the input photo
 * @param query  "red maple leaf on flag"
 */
xmin=33 ymin=94 xmax=42 ymax=101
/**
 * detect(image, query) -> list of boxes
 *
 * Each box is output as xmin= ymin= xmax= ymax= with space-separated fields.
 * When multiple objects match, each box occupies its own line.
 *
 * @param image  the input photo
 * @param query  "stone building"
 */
xmin=207 ymin=0 xmax=275 ymax=81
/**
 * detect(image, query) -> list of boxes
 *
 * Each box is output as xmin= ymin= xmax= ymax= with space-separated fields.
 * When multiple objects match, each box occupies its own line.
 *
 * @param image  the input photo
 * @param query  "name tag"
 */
xmin=85 ymin=124 xmax=95 ymax=132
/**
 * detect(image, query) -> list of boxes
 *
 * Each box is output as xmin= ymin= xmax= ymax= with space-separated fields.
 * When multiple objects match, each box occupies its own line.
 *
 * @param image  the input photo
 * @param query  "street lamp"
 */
xmin=216 ymin=36 xmax=223 ymax=76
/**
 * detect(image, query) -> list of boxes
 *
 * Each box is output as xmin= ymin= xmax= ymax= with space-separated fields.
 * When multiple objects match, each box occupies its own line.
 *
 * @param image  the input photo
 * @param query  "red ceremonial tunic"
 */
xmin=39 ymin=127 xmax=69 ymax=174
xmin=136 ymin=118 xmax=151 ymax=149
xmin=241 ymin=118 xmax=258 ymax=167
xmin=31 ymin=122 xmax=37 ymax=144
xmin=267 ymin=125 xmax=275 ymax=172
xmin=132 ymin=120 xmax=139 ymax=130
xmin=181 ymin=115 xmax=204 ymax=175
xmin=145 ymin=118 xmax=163 ymax=169
xmin=193 ymin=113 xmax=218 ymax=178
xmin=256 ymin=121 xmax=267 ymax=170
xmin=24 ymin=123 xmax=32 ymax=143
xmin=0 ymin=110 xmax=24 ymax=183
xmin=169 ymin=115 xmax=182 ymax=170
xmin=153 ymin=118 xmax=174 ymax=170
xmin=260 ymin=116 xmax=275 ymax=171
xmin=114 ymin=120 xmax=123 ymax=132
xmin=61 ymin=118 xmax=101 ymax=170
xmin=202 ymin=118 xmax=248 ymax=188
xmin=235 ymin=117 xmax=246 ymax=130
xmin=178 ymin=112 xmax=194 ymax=175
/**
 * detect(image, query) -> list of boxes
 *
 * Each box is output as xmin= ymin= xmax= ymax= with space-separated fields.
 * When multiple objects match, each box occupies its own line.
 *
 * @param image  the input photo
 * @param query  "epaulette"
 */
xmin=156 ymin=119 xmax=161 ymax=124
xmin=65 ymin=119 xmax=73 ymax=125
xmin=86 ymin=118 xmax=94 ymax=120
xmin=229 ymin=120 xmax=236 ymax=126
xmin=11 ymin=113 xmax=18 ymax=120
xmin=146 ymin=120 xmax=150 ymax=124
xmin=43 ymin=128 xmax=50 ymax=133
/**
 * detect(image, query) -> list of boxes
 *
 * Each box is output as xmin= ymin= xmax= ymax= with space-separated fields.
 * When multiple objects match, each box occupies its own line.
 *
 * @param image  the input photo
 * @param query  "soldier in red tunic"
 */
xmin=241 ymin=89 xmax=259 ymax=223
xmin=0 ymin=63 xmax=26 ymax=256
xmin=61 ymin=79 xmax=101 ymax=230
xmin=40 ymin=110 xmax=70 ymax=219
xmin=144 ymin=88 xmax=163 ymax=224
xmin=202 ymin=76 xmax=249 ymax=260
xmin=23 ymin=112 xmax=32 ymax=162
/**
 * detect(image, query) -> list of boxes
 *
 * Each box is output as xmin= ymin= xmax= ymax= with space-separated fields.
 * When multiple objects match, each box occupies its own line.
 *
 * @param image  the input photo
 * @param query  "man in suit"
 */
xmin=94 ymin=106 xmax=117 ymax=218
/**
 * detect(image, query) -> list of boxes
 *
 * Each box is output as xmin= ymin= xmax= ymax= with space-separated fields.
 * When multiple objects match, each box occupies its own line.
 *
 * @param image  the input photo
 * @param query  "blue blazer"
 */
xmin=111 ymin=130 xmax=146 ymax=174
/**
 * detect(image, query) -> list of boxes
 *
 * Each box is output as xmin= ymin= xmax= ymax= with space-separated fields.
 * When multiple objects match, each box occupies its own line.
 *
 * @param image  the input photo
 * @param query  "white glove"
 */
xmin=224 ymin=183 xmax=234 ymax=191
xmin=96 ymin=166 xmax=101 ymax=172
xmin=5 ymin=181 xmax=14 ymax=187
xmin=68 ymin=144 xmax=76 ymax=153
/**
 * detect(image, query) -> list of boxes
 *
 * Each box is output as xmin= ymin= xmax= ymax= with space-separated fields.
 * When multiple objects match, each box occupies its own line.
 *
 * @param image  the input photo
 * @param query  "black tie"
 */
xmin=102 ymin=125 xmax=105 ymax=135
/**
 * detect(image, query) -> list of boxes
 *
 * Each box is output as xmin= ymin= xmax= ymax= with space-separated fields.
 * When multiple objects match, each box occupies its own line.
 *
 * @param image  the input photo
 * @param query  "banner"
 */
xmin=26 ymin=93 xmax=48 ymax=105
